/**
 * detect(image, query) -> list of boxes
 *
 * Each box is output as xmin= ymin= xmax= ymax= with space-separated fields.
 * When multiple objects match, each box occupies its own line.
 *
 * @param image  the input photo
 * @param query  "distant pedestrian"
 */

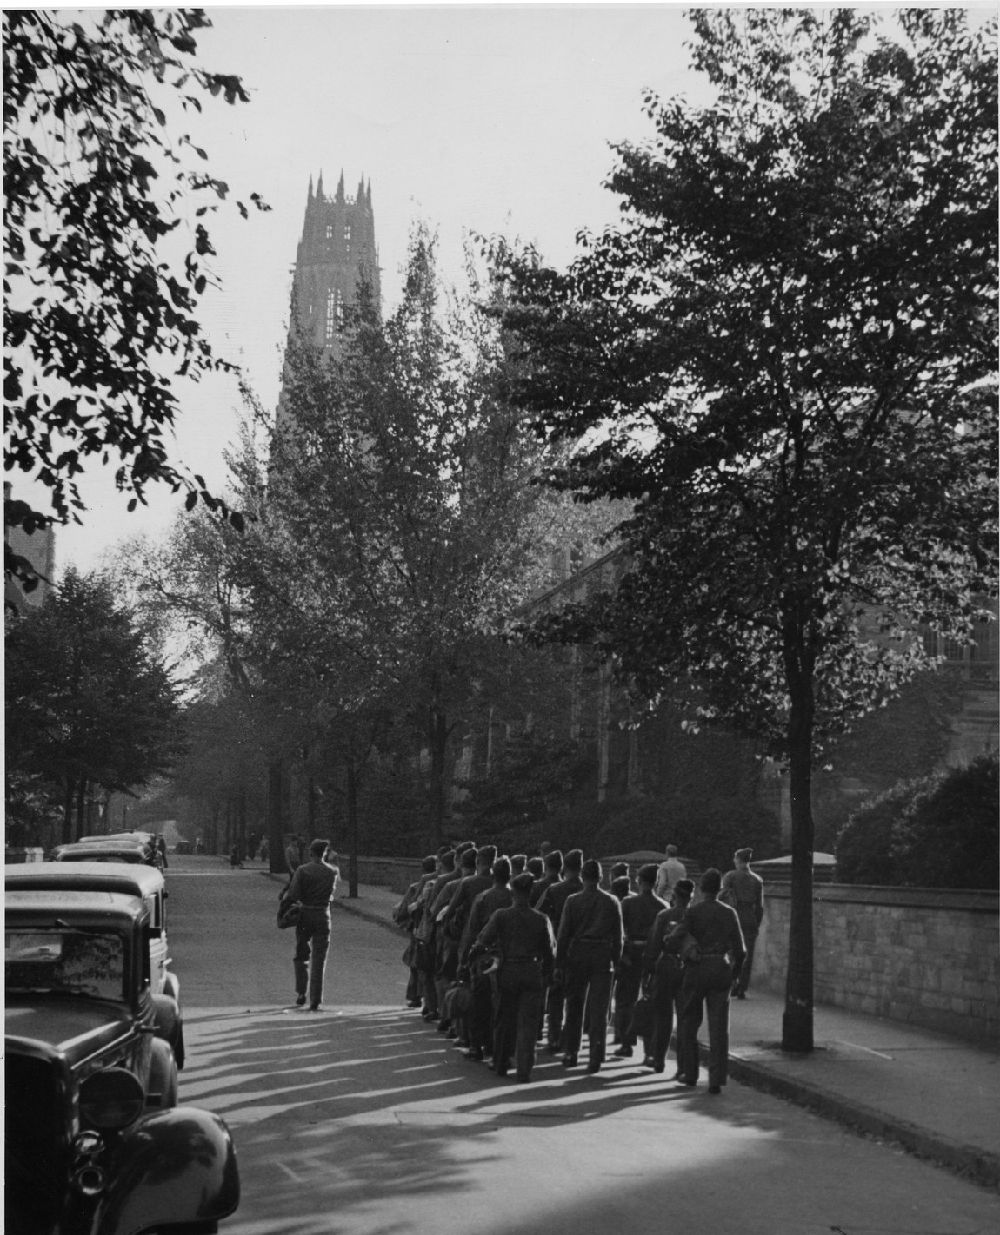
xmin=654 ymin=845 xmax=687 ymax=902
xmin=673 ymin=868 xmax=745 ymax=1093
xmin=720 ymin=847 xmax=764 ymax=998
xmin=280 ymin=839 xmax=339 ymax=1011
xmin=284 ymin=834 xmax=303 ymax=879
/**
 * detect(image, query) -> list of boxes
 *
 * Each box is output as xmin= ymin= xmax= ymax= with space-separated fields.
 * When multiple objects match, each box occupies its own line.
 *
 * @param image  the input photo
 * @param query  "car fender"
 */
xmin=149 ymin=992 xmax=179 ymax=1044
xmin=162 ymin=969 xmax=181 ymax=1007
xmin=94 ymin=1107 xmax=239 ymax=1235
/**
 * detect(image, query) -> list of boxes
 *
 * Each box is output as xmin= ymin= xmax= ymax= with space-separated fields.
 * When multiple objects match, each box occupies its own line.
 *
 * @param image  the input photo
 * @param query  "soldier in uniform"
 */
xmin=557 ymin=858 xmax=624 ymax=1073
xmin=643 ymin=876 xmax=694 ymax=1073
xmin=471 ymin=871 xmax=555 ymax=1082
xmin=396 ymin=855 xmax=438 ymax=1007
xmin=673 ymin=868 xmax=746 ymax=1093
xmin=459 ymin=856 xmax=513 ymax=1061
xmin=536 ymin=848 xmax=583 ymax=1053
xmin=720 ymin=847 xmax=764 ymax=998
xmin=415 ymin=849 xmax=457 ymax=1022
xmin=613 ymin=863 xmax=667 ymax=1058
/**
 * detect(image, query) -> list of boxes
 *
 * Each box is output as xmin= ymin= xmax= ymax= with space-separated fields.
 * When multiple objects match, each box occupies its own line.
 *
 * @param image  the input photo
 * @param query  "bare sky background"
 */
xmin=42 ymin=1 xmax=711 ymax=574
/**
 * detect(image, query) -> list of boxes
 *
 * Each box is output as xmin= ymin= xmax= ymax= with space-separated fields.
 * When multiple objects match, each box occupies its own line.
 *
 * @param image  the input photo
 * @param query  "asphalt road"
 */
xmin=167 ymin=857 xmax=999 ymax=1235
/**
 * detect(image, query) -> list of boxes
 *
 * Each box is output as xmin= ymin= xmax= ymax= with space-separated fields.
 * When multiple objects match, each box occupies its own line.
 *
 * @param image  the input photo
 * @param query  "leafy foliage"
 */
xmin=836 ymin=754 xmax=998 ymax=888
xmin=495 ymin=9 xmax=997 ymax=1048
xmin=4 ymin=8 xmax=265 ymax=583
xmin=4 ymin=569 xmax=186 ymax=841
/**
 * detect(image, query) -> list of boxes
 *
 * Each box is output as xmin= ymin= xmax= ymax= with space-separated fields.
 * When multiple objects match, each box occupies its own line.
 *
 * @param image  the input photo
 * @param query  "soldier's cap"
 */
xmin=460 ymin=847 xmax=478 ymax=869
xmin=611 ymin=876 xmax=631 ymax=898
xmin=735 ymin=847 xmax=753 ymax=862
xmin=545 ymin=848 xmax=564 ymax=870
xmin=564 ymin=849 xmax=583 ymax=871
xmin=581 ymin=858 xmax=602 ymax=882
xmin=478 ymin=844 xmax=498 ymax=866
xmin=511 ymin=872 xmax=535 ymax=895
xmin=674 ymin=878 xmax=695 ymax=898
xmin=638 ymin=862 xmax=659 ymax=885
xmin=492 ymin=857 xmax=511 ymax=883
xmin=610 ymin=861 xmax=629 ymax=878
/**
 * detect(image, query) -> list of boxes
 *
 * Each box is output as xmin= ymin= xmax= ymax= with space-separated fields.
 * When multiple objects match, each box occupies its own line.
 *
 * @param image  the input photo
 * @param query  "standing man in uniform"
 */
xmin=643 ymin=877 xmax=694 ymax=1073
xmin=459 ymin=856 xmax=513 ymax=1062
xmin=471 ymin=871 xmax=555 ymax=1082
xmin=557 ymin=858 xmax=624 ymax=1073
xmin=720 ymin=847 xmax=765 ymax=998
xmin=673 ymin=868 xmax=745 ymax=1093
xmin=613 ymin=863 xmax=666 ymax=1058
xmin=279 ymin=839 xmax=340 ymax=1011
xmin=536 ymin=848 xmax=582 ymax=1054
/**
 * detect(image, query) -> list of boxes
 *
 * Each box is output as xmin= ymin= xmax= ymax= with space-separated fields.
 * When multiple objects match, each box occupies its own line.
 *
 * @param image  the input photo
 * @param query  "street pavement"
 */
xmin=165 ymin=857 xmax=1000 ymax=1233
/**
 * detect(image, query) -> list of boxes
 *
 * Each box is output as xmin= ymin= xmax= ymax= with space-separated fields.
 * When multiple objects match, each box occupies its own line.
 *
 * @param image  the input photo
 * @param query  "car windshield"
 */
xmin=5 ymin=929 xmax=126 ymax=1001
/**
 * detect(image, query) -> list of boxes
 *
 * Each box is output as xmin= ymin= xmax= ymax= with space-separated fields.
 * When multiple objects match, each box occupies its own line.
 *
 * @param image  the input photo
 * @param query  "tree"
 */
xmin=259 ymin=228 xmax=558 ymax=846
xmin=3 ymin=8 xmax=264 ymax=585
xmin=496 ymin=10 xmax=997 ymax=1050
xmin=4 ymin=569 xmax=185 ymax=842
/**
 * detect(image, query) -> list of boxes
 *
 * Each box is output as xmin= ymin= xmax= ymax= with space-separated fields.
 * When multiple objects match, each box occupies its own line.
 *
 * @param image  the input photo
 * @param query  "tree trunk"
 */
xmin=62 ymin=778 xmax=75 ymax=845
xmin=267 ymin=759 xmax=284 ymax=875
xmin=428 ymin=703 xmax=448 ymax=848
xmin=782 ymin=654 xmax=815 ymax=1053
xmin=75 ymin=779 xmax=86 ymax=840
xmin=346 ymin=760 xmax=359 ymax=899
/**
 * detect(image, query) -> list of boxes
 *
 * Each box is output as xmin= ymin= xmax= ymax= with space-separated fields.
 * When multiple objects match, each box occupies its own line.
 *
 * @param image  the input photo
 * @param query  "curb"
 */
xmin=719 ymin=1050 xmax=1000 ymax=1192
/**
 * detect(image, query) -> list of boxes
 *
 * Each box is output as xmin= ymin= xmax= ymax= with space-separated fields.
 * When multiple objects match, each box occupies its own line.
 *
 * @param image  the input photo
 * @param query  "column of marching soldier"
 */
xmin=394 ymin=842 xmax=749 ymax=1090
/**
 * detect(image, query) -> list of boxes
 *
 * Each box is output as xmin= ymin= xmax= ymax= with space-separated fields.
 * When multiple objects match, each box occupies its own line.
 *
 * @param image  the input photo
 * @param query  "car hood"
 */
xmin=6 ymin=998 xmax=134 ymax=1059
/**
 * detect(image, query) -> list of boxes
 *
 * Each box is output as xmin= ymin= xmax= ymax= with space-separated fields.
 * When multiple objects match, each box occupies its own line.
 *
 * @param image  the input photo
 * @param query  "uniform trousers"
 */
xmin=293 ymin=908 xmax=331 ymax=1007
xmin=676 ymin=956 xmax=734 ymax=1087
xmin=649 ymin=955 xmax=684 ymax=1069
xmin=493 ymin=960 xmax=545 ymax=1080
xmin=614 ymin=942 xmax=645 ymax=1046
xmin=545 ymin=975 xmax=566 ymax=1049
xmin=468 ymin=958 xmax=496 ymax=1055
xmin=734 ymin=927 xmax=757 ymax=996
xmin=562 ymin=942 xmax=615 ymax=1066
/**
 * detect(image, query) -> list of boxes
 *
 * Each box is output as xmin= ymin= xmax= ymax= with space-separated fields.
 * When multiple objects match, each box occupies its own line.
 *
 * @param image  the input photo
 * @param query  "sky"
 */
xmin=33 ymin=0 xmax=714 ymax=576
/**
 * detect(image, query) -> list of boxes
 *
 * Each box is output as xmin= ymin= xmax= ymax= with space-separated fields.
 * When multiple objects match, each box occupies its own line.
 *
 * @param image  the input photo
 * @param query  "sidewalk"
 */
xmin=331 ymin=879 xmax=1000 ymax=1191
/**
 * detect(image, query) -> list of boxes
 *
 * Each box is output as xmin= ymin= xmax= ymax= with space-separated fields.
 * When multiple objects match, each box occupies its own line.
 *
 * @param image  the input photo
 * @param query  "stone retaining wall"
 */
xmin=754 ymin=883 xmax=999 ymax=1043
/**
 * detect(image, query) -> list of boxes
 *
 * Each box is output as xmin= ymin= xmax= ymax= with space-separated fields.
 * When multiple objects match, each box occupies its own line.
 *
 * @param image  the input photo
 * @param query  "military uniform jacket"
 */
xmin=673 ymin=899 xmax=747 ymax=969
xmin=530 ymin=873 xmax=561 ymax=908
xmin=622 ymin=890 xmax=668 ymax=945
xmin=556 ymin=885 xmax=624 ymax=967
xmin=537 ymin=874 xmax=582 ymax=932
xmin=442 ymin=872 xmax=492 ymax=940
xmin=475 ymin=905 xmax=555 ymax=979
xmin=720 ymin=868 xmax=764 ymax=934
xmin=643 ymin=904 xmax=686 ymax=973
xmin=460 ymin=884 xmax=514 ymax=961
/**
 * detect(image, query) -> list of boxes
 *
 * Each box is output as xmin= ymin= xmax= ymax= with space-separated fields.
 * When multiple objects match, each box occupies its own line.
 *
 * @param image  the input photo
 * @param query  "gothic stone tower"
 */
xmin=289 ymin=170 xmax=381 ymax=356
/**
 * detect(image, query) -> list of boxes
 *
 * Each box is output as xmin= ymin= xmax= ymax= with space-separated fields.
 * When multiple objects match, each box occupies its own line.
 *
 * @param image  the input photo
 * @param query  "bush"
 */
xmin=836 ymin=755 xmax=998 ymax=889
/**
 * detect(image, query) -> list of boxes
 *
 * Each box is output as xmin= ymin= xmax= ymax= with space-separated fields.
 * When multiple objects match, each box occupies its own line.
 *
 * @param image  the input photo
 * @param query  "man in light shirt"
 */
xmin=655 ymin=844 xmax=687 ymax=901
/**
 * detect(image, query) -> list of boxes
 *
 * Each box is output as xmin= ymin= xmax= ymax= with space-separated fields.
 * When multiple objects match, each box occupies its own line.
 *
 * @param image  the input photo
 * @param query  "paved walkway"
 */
xmin=324 ymin=877 xmax=1000 ymax=1192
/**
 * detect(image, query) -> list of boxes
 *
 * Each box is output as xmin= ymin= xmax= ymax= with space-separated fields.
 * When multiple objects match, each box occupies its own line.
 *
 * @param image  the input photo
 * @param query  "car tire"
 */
xmin=172 ymin=1020 xmax=186 ymax=1071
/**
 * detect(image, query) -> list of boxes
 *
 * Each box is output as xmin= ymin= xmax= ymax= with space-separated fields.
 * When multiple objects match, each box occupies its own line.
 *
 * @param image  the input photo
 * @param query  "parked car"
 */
xmin=5 ymin=861 xmax=185 ymax=1067
xmin=52 ymin=836 xmax=160 ymax=868
xmin=5 ymin=888 xmax=239 ymax=1234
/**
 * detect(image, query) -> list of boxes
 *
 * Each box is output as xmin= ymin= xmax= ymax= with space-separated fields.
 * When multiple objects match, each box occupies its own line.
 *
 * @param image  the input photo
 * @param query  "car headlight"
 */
xmin=78 ymin=1068 xmax=145 ymax=1131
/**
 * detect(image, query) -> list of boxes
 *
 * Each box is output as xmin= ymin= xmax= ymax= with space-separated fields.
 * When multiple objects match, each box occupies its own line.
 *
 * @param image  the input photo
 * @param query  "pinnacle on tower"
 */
xmin=337 ymin=170 xmax=345 ymax=203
